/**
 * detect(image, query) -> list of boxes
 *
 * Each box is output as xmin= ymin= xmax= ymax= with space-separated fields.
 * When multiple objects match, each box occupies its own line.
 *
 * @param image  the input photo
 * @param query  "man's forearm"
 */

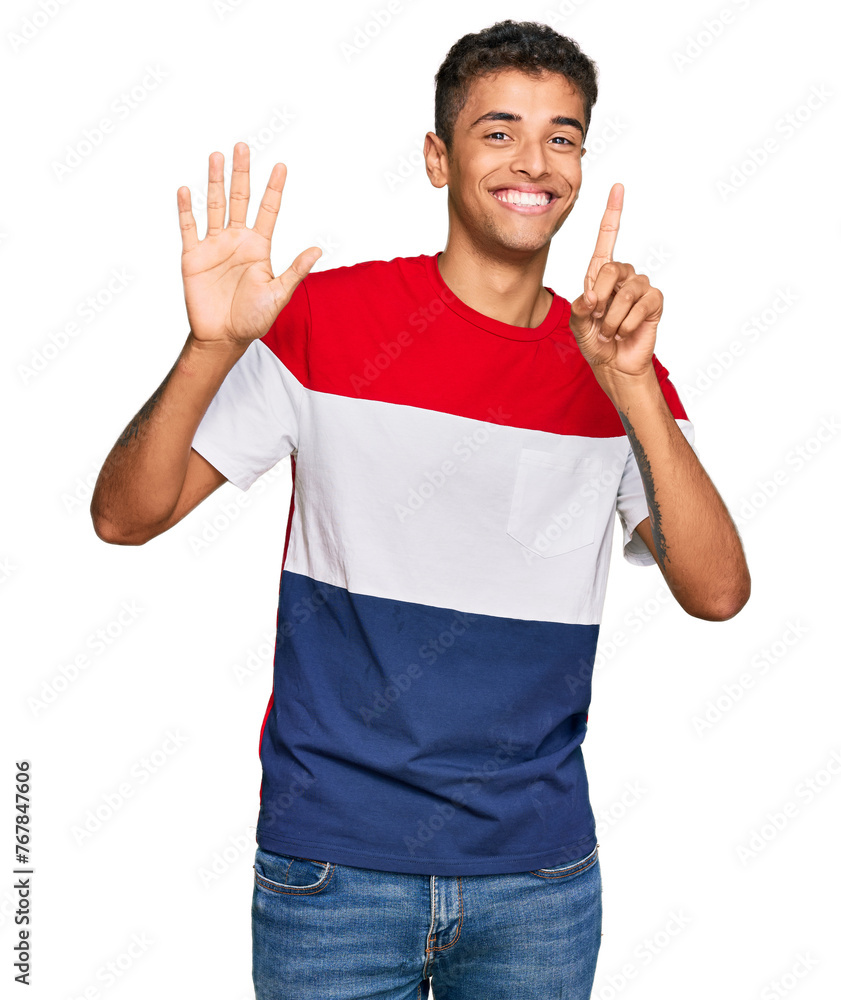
xmin=596 ymin=364 xmax=750 ymax=620
xmin=90 ymin=332 xmax=247 ymax=542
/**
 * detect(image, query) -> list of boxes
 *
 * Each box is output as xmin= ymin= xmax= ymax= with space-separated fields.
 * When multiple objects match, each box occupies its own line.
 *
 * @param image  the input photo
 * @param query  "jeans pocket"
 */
xmin=253 ymin=845 xmax=334 ymax=894
xmin=530 ymin=843 xmax=599 ymax=879
xmin=507 ymin=449 xmax=601 ymax=558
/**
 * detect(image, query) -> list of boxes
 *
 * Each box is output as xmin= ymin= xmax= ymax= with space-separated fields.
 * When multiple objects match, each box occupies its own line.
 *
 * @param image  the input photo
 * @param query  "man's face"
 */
xmin=432 ymin=68 xmax=587 ymax=255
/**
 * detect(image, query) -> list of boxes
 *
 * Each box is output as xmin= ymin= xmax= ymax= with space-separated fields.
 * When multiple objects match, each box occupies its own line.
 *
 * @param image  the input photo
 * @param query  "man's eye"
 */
xmin=485 ymin=132 xmax=573 ymax=145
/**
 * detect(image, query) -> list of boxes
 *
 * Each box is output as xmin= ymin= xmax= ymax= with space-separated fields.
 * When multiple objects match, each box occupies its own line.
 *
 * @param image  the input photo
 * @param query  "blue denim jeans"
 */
xmin=252 ymin=841 xmax=602 ymax=999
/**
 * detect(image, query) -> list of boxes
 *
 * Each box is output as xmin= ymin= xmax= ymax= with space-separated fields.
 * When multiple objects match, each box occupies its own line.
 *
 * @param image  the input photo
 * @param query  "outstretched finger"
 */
xmin=585 ymin=182 xmax=624 ymax=291
xmin=253 ymin=161 xmax=287 ymax=242
xmin=206 ymin=151 xmax=226 ymax=237
xmin=177 ymin=185 xmax=199 ymax=253
xmin=227 ymin=141 xmax=250 ymax=228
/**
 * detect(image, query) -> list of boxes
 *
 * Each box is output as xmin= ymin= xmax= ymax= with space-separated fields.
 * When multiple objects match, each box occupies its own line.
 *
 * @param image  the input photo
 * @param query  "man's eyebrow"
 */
xmin=468 ymin=111 xmax=584 ymax=137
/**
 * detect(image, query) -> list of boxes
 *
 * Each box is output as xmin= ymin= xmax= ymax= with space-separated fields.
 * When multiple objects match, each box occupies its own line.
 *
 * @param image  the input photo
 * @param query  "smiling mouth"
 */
xmin=491 ymin=189 xmax=557 ymax=214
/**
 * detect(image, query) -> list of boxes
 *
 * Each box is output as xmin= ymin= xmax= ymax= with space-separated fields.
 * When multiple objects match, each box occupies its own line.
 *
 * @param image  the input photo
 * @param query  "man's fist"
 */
xmin=569 ymin=183 xmax=663 ymax=380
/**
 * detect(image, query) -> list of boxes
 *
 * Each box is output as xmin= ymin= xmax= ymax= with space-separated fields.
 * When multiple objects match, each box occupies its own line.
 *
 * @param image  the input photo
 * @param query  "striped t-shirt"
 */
xmin=190 ymin=251 xmax=694 ymax=875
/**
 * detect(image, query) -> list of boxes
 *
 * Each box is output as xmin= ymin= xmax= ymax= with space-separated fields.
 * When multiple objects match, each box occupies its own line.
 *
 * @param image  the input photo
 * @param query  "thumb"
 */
xmin=570 ymin=287 xmax=597 ymax=326
xmin=581 ymin=288 xmax=596 ymax=312
xmin=274 ymin=245 xmax=322 ymax=299
xmin=294 ymin=245 xmax=323 ymax=279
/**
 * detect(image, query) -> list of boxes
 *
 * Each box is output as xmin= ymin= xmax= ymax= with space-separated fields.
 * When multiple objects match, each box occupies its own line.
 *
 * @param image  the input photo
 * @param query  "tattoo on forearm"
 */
xmin=618 ymin=410 xmax=669 ymax=567
xmin=116 ymin=364 xmax=176 ymax=447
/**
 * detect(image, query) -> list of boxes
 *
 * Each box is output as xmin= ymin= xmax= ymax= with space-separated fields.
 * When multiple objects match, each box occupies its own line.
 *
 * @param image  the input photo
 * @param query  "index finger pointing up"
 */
xmin=585 ymin=182 xmax=624 ymax=291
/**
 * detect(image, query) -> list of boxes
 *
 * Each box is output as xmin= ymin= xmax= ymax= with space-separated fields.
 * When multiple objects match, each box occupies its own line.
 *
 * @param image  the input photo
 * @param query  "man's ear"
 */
xmin=424 ymin=132 xmax=449 ymax=189
xmin=581 ymin=147 xmax=587 ymax=157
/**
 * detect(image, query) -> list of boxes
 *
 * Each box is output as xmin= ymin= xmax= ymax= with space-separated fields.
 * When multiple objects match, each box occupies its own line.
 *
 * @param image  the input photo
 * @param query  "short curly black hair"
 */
xmin=434 ymin=20 xmax=599 ymax=154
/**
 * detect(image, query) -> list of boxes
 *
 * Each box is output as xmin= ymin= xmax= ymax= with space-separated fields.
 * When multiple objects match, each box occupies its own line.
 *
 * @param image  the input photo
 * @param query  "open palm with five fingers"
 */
xmin=177 ymin=141 xmax=322 ymax=349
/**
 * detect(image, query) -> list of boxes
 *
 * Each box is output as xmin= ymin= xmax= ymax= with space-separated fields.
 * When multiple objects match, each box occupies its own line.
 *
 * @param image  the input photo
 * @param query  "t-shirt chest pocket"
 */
xmin=506 ymin=448 xmax=603 ymax=558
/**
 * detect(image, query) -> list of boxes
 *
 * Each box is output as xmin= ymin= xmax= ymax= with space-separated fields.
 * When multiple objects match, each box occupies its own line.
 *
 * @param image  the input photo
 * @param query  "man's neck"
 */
xmin=436 ymin=245 xmax=553 ymax=329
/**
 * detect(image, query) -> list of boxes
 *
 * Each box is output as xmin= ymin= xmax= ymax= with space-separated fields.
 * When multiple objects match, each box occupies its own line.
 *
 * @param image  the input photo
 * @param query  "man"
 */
xmin=91 ymin=18 xmax=750 ymax=1000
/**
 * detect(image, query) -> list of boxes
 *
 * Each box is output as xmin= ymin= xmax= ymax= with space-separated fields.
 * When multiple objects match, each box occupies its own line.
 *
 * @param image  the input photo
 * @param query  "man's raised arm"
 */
xmin=90 ymin=141 xmax=321 ymax=545
xmin=568 ymin=183 xmax=750 ymax=620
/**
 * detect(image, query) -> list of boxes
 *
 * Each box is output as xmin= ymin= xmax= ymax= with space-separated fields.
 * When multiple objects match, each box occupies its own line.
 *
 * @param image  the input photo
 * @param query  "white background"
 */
xmin=3 ymin=0 xmax=839 ymax=997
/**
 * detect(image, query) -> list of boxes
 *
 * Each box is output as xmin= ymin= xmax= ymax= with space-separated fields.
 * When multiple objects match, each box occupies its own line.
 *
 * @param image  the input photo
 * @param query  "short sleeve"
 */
xmin=615 ymin=355 xmax=696 ymax=566
xmin=190 ymin=280 xmax=311 ymax=491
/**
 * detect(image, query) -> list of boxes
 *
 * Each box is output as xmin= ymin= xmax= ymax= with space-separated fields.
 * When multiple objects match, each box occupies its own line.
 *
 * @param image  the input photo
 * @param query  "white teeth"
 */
xmin=493 ymin=189 xmax=552 ymax=206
